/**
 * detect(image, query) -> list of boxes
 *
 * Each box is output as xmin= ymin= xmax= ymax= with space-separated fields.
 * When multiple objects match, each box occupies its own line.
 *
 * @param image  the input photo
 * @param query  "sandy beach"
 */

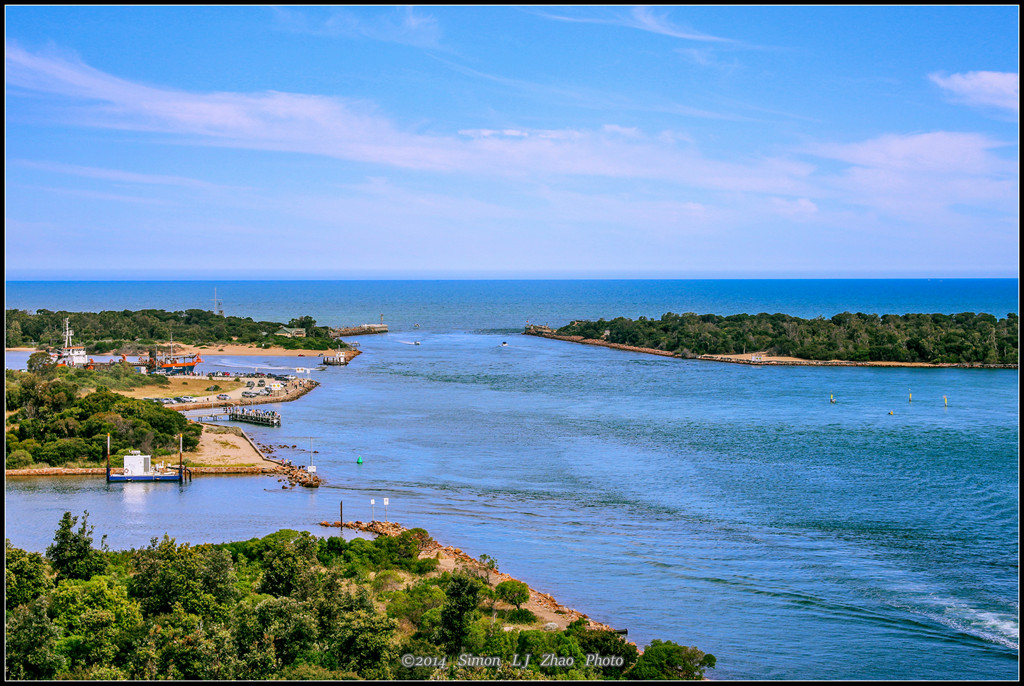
xmin=176 ymin=342 xmax=338 ymax=357
xmin=191 ymin=424 xmax=276 ymax=467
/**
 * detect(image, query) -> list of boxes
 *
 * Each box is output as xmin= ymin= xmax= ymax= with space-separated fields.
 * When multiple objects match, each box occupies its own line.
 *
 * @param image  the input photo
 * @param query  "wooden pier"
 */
xmin=227 ymin=408 xmax=281 ymax=426
xmin=319 ymin=348 xmax=362 ymax=366
xmin=192 ymin=408 xmax=281 ymax=427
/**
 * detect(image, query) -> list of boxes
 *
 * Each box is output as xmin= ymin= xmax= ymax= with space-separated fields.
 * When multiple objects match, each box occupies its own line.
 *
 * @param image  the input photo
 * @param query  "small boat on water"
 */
xmin=105 ymin=434 xmax=191 ymax=483
xmin=108 ymin=451 xmax=182 ymax=482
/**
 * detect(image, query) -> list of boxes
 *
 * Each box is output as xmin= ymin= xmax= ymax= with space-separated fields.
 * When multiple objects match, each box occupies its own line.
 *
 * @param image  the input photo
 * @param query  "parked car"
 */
xmin=217 ymin=393 xmax=230 ymax=400
xmin=257 ymin=380 xmax=265 ymax=387
xmin=246 ymin=381 xmax=255 ymax=388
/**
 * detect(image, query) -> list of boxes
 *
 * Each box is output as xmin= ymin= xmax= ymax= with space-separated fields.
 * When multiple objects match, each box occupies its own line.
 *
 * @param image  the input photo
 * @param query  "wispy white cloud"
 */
xmin=929 ymin=71 xmax=1019 ymax=115
xmin=10 ymin=159 xmax=233 ymax=190
xmin=6 ymin=42 xmax=1017 ymax=248
xmin=270 ymin=6 xmax=442 ymax=48
xmin=805 ymin=132 xmax=1018 ymax=223
xmin=770 ymin=197 xmax=818 ymax=218
xmin=808 ymin=131 xmax=1014 ymax=176
xmin=535 ymin=6 xmax=738 ymax=44
xmin=2 ymin=42 xmax=807 ymax=195
xmin=625 ymin=6 xmax=737 ymax=44
xmin=11 ymin=183 xmax=174 ymax=206
xmin=429 ymin=54 xmax=747 ymax=122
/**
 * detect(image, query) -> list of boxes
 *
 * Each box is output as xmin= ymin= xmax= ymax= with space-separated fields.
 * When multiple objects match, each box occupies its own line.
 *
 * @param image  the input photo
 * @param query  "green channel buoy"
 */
xmin=356 ymin=456 xmax=363 ymax=465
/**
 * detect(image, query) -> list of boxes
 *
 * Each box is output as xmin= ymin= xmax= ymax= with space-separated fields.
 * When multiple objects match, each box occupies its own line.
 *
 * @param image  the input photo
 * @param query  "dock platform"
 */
xmin=192 ymin=407 xmax=281 ymax=426
xmin=228 ymin=408 xmax=281 ymax=426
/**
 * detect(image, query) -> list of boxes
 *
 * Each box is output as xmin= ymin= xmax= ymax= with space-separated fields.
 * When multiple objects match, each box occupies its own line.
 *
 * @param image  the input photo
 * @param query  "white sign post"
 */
xmin=371 ymin=499 xmax=375 ymax=522
xmin=383 ymin=498 xmax=389 ymax=522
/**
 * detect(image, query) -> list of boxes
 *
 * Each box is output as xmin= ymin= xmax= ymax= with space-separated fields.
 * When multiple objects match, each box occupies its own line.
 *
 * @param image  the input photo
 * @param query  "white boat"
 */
xmin=51 ymin=318 xmax=90 ymax=367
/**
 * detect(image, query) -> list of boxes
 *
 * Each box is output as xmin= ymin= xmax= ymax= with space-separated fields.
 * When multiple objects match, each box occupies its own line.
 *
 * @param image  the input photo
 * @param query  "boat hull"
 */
xmin=107 ymin=474 xmax=181 ymax=482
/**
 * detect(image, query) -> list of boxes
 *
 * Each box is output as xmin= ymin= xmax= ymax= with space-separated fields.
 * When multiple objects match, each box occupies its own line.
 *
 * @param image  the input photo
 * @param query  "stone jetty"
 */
xmin=273 ymin=462 xmax=323 ymax=489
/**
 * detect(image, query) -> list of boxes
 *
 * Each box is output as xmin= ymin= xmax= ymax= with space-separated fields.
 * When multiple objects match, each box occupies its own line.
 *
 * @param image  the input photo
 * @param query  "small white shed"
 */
xmin=122 ymin=451 xmax=152 ymax=477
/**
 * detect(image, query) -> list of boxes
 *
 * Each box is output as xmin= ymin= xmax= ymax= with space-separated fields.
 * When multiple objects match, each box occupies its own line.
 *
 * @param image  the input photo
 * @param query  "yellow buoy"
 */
xmin=888 ymin=410 xmax=894 ymax=415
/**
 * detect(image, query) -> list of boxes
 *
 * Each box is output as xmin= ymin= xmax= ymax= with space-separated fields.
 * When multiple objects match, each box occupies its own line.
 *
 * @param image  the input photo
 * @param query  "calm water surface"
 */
xmin=5 ymin=280 xmax=1018 ymax=680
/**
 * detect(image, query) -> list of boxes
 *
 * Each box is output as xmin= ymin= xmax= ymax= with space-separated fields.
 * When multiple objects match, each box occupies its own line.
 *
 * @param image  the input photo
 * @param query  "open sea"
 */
xmin=4 ymin=279 xmax=1019 ymax=680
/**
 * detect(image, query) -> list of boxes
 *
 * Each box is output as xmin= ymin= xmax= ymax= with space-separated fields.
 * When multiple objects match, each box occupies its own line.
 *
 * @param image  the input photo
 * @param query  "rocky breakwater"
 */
xmin=317 ymin=519 xmax=615 ymax=633
xmin=273 ymin=462 xmax=323 ymax=489
xmin=524 ymin=325 xmax=677 ymax=358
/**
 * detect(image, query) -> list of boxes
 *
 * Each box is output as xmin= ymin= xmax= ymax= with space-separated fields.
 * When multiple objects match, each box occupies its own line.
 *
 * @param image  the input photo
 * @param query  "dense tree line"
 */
xmin=5 ymin=309 xmax=341 ymax=352
xmin=556 ymin=311 xmax=1018 ymax=364
xmin=5 ymin=364 xmax=198 ymax=469
xmin=6 ymin=516 xmax=716 ymax=680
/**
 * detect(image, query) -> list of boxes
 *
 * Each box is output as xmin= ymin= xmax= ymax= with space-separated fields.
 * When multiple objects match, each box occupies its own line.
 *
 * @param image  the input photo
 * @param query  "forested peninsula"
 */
xmin=5 ymin=309 xmax=340 ymax=352
xmin=5 ymin=362 xmax=197 ymax=469
xmin=542 ymin=311 xmax=1018 ymax=365
xmin=6 ymin=515 xmax=715 ymax=680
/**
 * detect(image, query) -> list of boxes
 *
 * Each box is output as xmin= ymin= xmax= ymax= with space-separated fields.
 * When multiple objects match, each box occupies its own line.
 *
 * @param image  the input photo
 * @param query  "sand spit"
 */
xmin=524 ymin=330 xmax=1017 ymax=369
xmin=318 ymin=519 xmax=618 ymax=634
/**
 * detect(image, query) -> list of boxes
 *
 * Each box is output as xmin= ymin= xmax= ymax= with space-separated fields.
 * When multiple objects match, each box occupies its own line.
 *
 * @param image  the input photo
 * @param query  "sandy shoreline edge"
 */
xmin=523 ymin=331 xmax=1018 ymax=369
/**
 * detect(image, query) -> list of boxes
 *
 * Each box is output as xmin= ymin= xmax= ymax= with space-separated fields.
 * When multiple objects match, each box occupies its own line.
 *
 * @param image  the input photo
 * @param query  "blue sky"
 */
xmin=5 ymin=6 xmax=1019 ymax=279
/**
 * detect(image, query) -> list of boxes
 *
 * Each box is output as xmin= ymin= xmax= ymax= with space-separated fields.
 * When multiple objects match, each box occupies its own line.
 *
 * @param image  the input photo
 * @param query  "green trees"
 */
xmin=5 ymin=374 xmax=199 ymax=468
xmin=495 ymin=579 xmax=530 ymax=610
xmin=4 ymin=598 xmax=67 ymax=679
xmin=46 ymin=511 xmax=107 ymax=582
xmin=5 ymin=307 xmax=339 ymax=351
xmin=254 ymin=531 xmax=320 ymax=598
xmin=128 ymin=536 xmax=237 ymax=620
xmin=5 ymin=539 xmax=53 ymax=609
xmin=49 ymin=576 xmax=143 ymax=671
xmin=567 ymin=618 xmax=639 ymax=678
xmin=437 ymin=573 xmax=481 ymax=655
xmin=26 ymin=351 xmax=55 ymax=375
xmin=630 ymin=639 xmax=716 ymax=680
xmin=6 ymin=518 xmax=716 ymax=680
xmin=555 ymin=311 xmax=1018 ymax=364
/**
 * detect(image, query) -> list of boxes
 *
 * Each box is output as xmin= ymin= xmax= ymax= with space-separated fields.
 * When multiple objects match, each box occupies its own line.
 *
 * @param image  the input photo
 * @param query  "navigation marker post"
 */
xmin=384 ymin=497 xmax=389 ymax=522
xmin=371 ymin=499 xmax=375 ymax=522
